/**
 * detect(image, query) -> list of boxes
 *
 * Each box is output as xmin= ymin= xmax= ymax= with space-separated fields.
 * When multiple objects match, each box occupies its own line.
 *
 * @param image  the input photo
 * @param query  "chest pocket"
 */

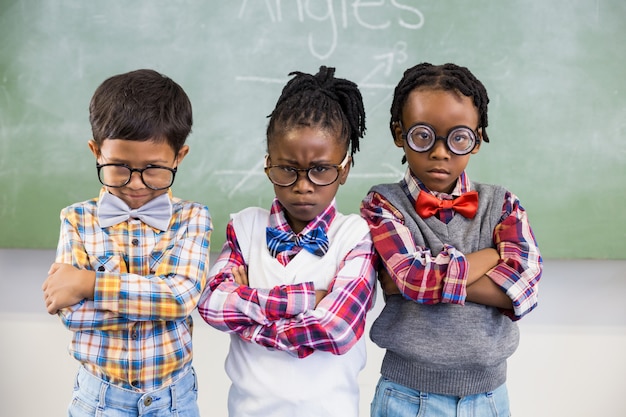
xmin=94 ymin=253 xmax=127 ymax=274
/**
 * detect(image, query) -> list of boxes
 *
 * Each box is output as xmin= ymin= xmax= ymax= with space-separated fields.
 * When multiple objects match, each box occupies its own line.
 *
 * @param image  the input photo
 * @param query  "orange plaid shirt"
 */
xmin=55 ymin=188 xmax=212 ymax=391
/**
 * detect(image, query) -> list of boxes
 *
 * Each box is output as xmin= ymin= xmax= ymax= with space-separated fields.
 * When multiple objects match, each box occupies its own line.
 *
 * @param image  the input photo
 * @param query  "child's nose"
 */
xmin=292 ymin=171 xmax=315 ymax=192
xmin=127 ymin=171 xmax=145 ymax=188
xmin=429 ymin=139 xmax=451 ymax=159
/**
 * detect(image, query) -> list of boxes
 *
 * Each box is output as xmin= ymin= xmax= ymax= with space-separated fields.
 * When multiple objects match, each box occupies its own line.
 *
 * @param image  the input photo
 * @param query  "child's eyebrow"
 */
xmin=101 ymin=155 xmax=171 ymax=166
xmin=275 ymin=158 xmax=335 ymax=167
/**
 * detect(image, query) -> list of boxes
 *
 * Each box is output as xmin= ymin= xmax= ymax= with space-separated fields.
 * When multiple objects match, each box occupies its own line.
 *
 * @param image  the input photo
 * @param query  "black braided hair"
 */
xmin=267 ymin=66 xmax=366 ymax=164
xmin=390 ymin=63 xmax=490 ymax=163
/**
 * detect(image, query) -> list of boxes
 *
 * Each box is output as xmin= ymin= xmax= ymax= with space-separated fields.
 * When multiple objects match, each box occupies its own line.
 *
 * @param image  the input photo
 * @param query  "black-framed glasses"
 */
xmin=400 ymin=122 xmax=479 ymax=155
xmin=264 ymin=153 xmax=350 ymax=187
xmin=96 ymin=163 xmax=177 ymax=190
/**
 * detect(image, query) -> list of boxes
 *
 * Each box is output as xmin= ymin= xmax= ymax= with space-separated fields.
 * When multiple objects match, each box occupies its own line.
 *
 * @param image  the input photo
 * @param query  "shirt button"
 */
xmin=131 ymin=238 xmax=139 ymax=246
xmin=98 ymin=266 xmax=105 ymax=272
xmin=144 ymin=396 xmax=153 ymax=406
xmin=132 ymin=380 xmax=140 ymax=388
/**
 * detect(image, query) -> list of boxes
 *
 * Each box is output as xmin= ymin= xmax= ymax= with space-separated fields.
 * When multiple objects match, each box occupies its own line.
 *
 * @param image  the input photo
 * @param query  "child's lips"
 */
xmin=427 ymin=168 xmax=450 ymax=180
xmin=121 ymin=193 xmax=152 ymax=206
xmin=126 ymin=194 xmax=150 ymax=200
xmin=428 ymin=168 xmax=449 ymax=176
xmin=289 ymin=200 xmax=317 ymax=212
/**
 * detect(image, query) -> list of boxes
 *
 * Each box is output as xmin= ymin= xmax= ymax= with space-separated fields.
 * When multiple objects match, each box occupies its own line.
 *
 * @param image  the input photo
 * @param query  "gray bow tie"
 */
xmin=97 ymin=192 xmax=172 ymax=230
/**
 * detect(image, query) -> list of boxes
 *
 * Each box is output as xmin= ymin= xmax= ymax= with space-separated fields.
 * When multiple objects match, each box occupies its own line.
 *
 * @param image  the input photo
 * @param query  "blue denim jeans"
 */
xmin=68 ymin=366 xmax=200 ymax=417
xmin=371 ymin=377 xmax=511 ymax=417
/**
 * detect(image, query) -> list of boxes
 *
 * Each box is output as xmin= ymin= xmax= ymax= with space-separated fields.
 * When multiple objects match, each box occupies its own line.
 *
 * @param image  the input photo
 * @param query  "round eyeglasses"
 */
xmin=96 ymin=163 xmax=177 ymax=190
xmin=264 ymin=153 xmax=350 ymax=187
xmin=401 ymin=122 xmax=479 ymax=155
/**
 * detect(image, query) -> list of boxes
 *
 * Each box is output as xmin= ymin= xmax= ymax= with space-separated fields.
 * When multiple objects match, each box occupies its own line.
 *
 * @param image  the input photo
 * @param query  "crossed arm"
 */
xmin=43 ymin=264 xmax=96 ymax=315
xmin=42 ymin=205 xmax=211 ymax=327
xmin=361 ymin=190 xmax=542 ymax=319
xmin=197 ymin=221 xmax=376 ymax=358
xmin=378 ymin=248 xmax=512 ymax=309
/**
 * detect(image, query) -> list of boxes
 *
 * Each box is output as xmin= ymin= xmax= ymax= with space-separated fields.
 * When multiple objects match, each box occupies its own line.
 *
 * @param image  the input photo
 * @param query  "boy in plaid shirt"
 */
xmin=42 ymin=69 xmax=211 ymax=416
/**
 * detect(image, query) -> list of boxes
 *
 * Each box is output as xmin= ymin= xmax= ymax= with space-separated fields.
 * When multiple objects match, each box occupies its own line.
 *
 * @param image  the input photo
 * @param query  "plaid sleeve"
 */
xmin=360 ymin=191 xmax=468 ymax=304
xmin=246 ymin=237 xmax=376 ymax=358
xmin=197 ymin=220 xmax=317 ymax=333
xmin=488 ymin=192 xmax=543 ymax=320
xmin=56 ymin=205 xmax=129 ymax=331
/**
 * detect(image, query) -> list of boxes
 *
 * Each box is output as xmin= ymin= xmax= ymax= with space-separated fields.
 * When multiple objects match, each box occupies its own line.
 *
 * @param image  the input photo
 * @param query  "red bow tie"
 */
xmin=415 ymin=190 xmax=479 ymax=219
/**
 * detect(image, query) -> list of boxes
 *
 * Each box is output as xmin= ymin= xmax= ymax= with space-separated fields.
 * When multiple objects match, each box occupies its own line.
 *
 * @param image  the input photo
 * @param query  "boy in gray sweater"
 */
xmin=360 ymin=63 xmax=542 ymax=416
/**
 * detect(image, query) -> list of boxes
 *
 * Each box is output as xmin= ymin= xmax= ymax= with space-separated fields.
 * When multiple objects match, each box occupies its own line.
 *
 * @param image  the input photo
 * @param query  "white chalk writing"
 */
xmin=238 ymin=0 xmax=424 ymax=59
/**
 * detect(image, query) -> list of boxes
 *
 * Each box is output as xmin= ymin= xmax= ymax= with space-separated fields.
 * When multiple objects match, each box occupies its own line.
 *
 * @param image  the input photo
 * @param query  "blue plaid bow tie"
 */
xmin=266 ymin=226 xmax=330 ymax=258
xmin=98 ymin=192 xmax=172 ymax=230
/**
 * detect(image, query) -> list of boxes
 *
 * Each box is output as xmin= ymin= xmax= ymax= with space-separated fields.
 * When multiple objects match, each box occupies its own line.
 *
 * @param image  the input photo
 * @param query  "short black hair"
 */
xmin=266 ymin=66 xmax=366 ymax=164
xmin=390 ymin=62 xmax=490 ymax=145
xmin=89 ymin=69 xmax=192 ymax=153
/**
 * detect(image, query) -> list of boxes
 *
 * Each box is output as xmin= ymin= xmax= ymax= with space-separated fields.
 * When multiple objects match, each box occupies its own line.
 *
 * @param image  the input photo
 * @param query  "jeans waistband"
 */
xmin=75 ymin=366 xmax=197 ymax=413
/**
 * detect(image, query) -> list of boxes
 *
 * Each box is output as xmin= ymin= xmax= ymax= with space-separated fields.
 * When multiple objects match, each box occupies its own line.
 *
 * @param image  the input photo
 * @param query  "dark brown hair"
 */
xmin=89 ymin=69 xmax=192 ymax=153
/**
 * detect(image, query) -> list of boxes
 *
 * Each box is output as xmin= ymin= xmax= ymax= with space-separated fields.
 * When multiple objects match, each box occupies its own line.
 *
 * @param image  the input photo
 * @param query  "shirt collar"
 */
xmin=402 ymin=169 xmax=472 ymax=201
xmin=268 ymin=197 xmax=336 ymax=235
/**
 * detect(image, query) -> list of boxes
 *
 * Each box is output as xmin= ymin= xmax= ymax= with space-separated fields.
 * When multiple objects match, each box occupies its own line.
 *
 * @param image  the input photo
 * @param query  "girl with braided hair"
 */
xmin=198 ymin=66 xmax=376 ymax=417
xmin=361 ymin=63 xmax=542 ymax=416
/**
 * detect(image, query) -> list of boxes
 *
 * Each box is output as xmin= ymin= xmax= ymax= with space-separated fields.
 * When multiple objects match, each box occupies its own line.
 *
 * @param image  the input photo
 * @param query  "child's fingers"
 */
xmin=42 ymin=284 xmax=57 ymax=314
xmin=45 ymin=296 xmax=58 ymax=315
xmin=42 ymin=264 xmax=58 ymax=292
xmin=231 ymin=265 xmax=248 ymax=286
xmin=47 ymin=262 xmax=61 ymax=275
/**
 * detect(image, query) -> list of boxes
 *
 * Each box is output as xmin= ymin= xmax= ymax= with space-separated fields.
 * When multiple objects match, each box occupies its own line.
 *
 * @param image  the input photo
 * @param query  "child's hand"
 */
xmin=314 ymin=290 xmax=328 ymax=307
xmin=379 ymin=268 xmax=401 ymax=296
xmin=42 ymin=263 xmax=96 ymax=315
xmin=231 ymin=265 xmax=249 ymax=286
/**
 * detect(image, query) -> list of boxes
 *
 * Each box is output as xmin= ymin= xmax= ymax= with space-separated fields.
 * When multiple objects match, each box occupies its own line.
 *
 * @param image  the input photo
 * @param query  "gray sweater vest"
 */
xmin=369 ymin=181 xmax=519 ymax=396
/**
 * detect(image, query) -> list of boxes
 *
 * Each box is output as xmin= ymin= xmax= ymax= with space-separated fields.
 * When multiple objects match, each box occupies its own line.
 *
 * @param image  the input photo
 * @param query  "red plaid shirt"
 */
xmin=360 ymin=170 xmax=542 ymax=320
xmin=198 ymin=199 xmax=376 ymax=357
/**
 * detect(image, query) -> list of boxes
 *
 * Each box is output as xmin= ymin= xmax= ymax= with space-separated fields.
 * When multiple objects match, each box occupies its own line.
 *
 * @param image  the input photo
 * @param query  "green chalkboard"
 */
xmin=1 ymin=0 xmax=625 ymax=259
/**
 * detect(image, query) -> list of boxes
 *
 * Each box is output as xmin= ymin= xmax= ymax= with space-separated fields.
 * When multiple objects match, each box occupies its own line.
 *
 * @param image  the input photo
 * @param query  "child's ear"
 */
xmin=392 ymin=121 xmax=404 ymax=148
xmin=338 ymin=156 xmax=351 ymax=185
xmin=175 ymin=145 xmax=190 ymax=165
xmin=88 ymin=140 xmax=100 ymax=159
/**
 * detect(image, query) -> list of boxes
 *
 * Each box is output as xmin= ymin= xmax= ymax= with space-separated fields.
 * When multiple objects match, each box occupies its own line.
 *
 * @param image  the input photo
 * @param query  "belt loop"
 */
xmin=97 ymin=380 xmax=109 ymax=412
xmin=170 ymin=381 xmax=178 ymax=412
